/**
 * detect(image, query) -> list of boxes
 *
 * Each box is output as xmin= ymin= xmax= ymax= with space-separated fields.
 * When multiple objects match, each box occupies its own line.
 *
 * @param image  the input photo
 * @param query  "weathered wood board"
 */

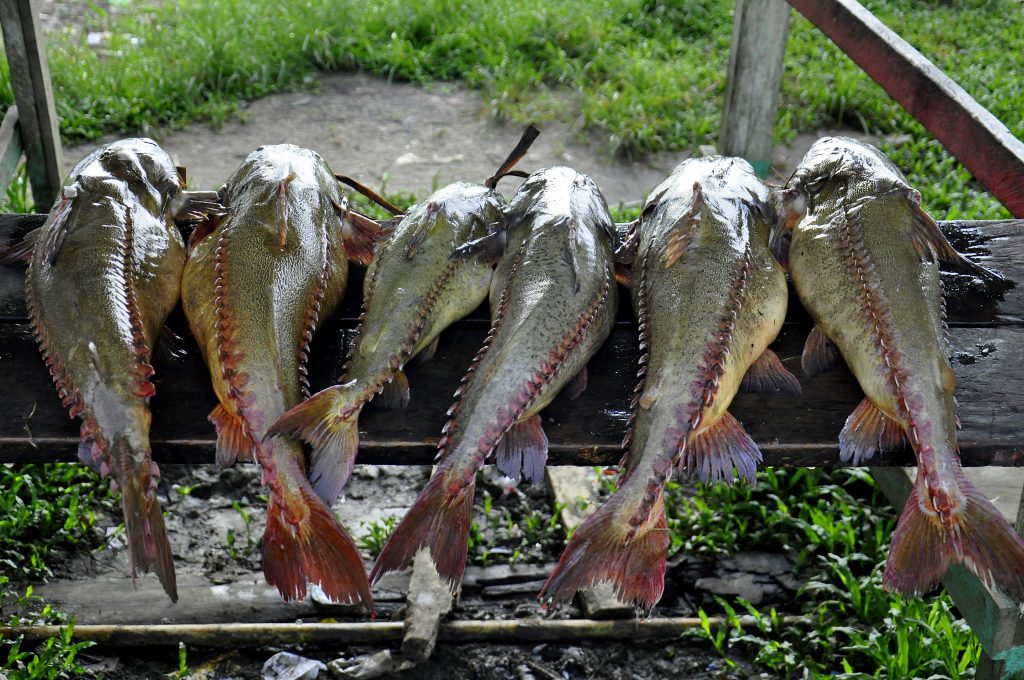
xmin=0 ymin=216 xmax=1021 ymax=466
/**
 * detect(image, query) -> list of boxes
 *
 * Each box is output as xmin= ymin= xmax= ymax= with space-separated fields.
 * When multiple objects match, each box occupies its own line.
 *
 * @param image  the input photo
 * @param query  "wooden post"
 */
xmin=719 ymin=0 xmax=791 ymax=177
xmin=0 ymin=0 xmax=63 ymax=208
xmin=0 ymin=105 xmax=23 ymax=194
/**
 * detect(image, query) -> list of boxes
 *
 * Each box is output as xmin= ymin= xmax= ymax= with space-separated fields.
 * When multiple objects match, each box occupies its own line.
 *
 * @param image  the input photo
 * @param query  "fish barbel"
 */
xmin=370 ymin=166 xmax=618 ymax=593
xmin=541 ymin=156 xmax=798 ymax=613
xmin=266 ymin=126 xmax=539 ymax=503
xmin=181 ymin=144 xmax=375 ymax=607
xmin=24 ymin=138 xmax=221 ymax=602
xmin=772 ymin=135 xmax=1024 ymax=599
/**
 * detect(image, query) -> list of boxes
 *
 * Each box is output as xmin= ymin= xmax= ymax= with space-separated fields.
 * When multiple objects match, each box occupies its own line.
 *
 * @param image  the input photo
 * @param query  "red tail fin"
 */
xmin=263 ymin=476 xmax=373 ymax=609
xmin=884 ymin=469 xmax=1024 ymax=601
xmin=119 ymin=459 xmax=177 ymax=603
xmin=369 ymin=470 xmax=474 ymax=594
xmin=265 ymin=385 xmax=361 ymax=505
xmin=209 ymin=403 xmax=257 ymax=468
xmin=540 ymin=492 xmax=668 ymax=614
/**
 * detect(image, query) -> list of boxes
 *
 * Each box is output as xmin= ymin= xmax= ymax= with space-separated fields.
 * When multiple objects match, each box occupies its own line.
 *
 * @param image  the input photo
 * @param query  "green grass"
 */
xmin=1 ymin=0 xmax=1019 ymax=222
xmin=669 ymin=468 xmax=981 ymax=678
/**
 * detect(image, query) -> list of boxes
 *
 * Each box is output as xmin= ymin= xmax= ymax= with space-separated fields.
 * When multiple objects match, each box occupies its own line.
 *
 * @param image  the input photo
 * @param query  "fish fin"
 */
xmin=450 ymin=228 xmax=506 ymax=266
xmin=41 ymin=186 xmax=77 ymax=265
xmin=263 ymin=469 xmax=374 ymax=609
xmin=0 ymin=227 xmax=39 ymax=264
xmin=484 ymin=124 xmax=540 ymax=189
xmin=638 ymin=374 xmax=663 ymax=410
xmin=376 ymin=369 xmax=410 ymax=410
xmin=801 ymin=325 xmax=843 ymax=378
xmin=370 ymin=470 xmax=475 ymax=594
xmin=901 ymin=190 xmax=1003 ymax=281
xmin=404 ymin=214 xmax=433 ymax=260
xmin=275 ymin=171 xmax=297 ymax=249
xmin=169 ymin=189 xmax=226 ymax=224
xmin=883 ymin=469 xmax=1024 ymax=600
xmin=614 ymin=219 xmax=640 ymax=267
xmin=265 ymin=385 xmax=362 ymax=505
xmin=740 ymin=348 xmax=801 ymax=396
xmin=339 ymin=207 xmax=383 ymax=266
xmin=838 ymin=398 xmax=905 ymax=465
xmin=154 ymin=325 xmax=188 ymax=363
xmin=209 ymin=403 xmax=257 ymax=468
xmin=663 ymin=182 xmax=703 ymax=268
xmin=614 ymin=262 xmax=633 ymax=288
xmin=540 ymin=491 xmax=668 ymax=615
xmin=768 ymin=186 xmax=805 ymax=270
xmin=493 ymin=414 xmax=549 ymax=484
xmin=562 ymin=365 xmax=588 ymax=401
xmin=679 ymin=411 xmax=761 ymax=484
xmin=119 ymin=457 xmax=177 ymax=603
xmin=417 ymin=336 xmax=441 ymax=365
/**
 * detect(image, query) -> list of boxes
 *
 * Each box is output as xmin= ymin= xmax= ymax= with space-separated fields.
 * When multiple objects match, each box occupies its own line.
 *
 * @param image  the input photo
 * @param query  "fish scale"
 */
xmin=371 ymin=166 xmax=618 ymax=594
xmin=541 ymin=157 xmax=796 ymax=614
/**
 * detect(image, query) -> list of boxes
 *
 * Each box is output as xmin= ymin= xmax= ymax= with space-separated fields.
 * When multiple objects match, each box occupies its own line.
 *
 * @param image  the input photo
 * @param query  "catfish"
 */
xmin=541 ymin=157 xmax=798 ymax=613
xmin=266 ymin=127 xmax=539 ymax=503
xmin=771 ymin=135 xmax=1024 ymax=599
xmin=22 ymin=138 xmax=221 ymax=602
xmin=370 ymin=166 xmax=619 ymax=593
xmin=181 ymin=144 xmax=376 ymax=607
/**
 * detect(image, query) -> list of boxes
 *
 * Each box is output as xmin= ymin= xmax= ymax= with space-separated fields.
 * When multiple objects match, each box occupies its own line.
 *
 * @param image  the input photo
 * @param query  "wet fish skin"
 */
xmin=265 ymin=181 xmax=503 ymax=503
xmin=541 ymin=157 xmax=796 ymax=613
xmin=26 ymin=138 xmax=199 ymax=602
xmin=182 ymin=144 xmax=372 ymax=608
xmin=370 ymin=166 xmax=619 ymax=593
xmin=773 ymin=135 xmax=1024 ymax=600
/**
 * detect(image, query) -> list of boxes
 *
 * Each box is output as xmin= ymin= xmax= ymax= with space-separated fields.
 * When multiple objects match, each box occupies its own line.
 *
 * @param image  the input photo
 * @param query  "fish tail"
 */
xmin=884 ymin=468 xmax=1024 ymax=601
xmin=262 ymin=464 xmax=373 ymax=610
xmin=118 ymin=456 xmax=177 ymax=603
xmin=264 ymin=385 xmax=362 ymax=505
xmin=370 ymin=469 xmax=474 ymax=594
xmin=540 ymin=491 xmax=668 ymax=615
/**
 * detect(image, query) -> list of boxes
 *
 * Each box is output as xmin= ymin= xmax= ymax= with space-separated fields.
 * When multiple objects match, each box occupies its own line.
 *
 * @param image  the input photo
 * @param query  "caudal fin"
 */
xmin=263 ymin=478 xmax=373 ymax=610
xmin=370 ymin=470 xmax=474 ymax=594
xmin=119 ymin=459 xmax=177 ymax=603
xmin=540 ymin=492 xmax=668 ymax=614
xmin=265 ymin=385 xmax=362 ymax=505
xmin=884 ymin=469 xmax=1024 ymax=601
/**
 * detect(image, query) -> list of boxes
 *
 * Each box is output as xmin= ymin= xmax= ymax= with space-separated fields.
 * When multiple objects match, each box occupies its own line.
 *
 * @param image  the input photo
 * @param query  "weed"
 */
xmin=358 ymin=515 xmax=400 ymax=557
xmin=1 ymin=579 xmax=93 ymax=680
xmin=225 ymin=500 xmax=258 ymax=561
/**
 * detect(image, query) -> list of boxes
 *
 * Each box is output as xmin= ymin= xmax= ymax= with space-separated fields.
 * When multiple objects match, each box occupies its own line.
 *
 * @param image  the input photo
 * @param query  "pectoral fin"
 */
xmin=562 ymin=365 xmax=588 ymax=401
xmin=899 ymin=189 xmax=1002 ymax=281
xmin=741 ymin=348 xmax=801 ymax=396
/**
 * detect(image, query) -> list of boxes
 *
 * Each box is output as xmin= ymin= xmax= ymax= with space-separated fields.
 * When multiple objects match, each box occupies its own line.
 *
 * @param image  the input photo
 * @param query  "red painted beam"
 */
xmin=787 ymin=0 xmax=1024 ymax=218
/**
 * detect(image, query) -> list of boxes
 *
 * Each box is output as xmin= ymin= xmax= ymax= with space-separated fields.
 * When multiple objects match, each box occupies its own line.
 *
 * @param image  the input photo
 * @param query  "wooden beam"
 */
xmin=0 ymin=105 xmax=23 ymax=195
xmin=786 ymin=0 xmax=1024 ymax=218
xmin=0 ymin=0 xmax=62 ymax=208
xmin=719 ymin=0 xmax=791 ymax=177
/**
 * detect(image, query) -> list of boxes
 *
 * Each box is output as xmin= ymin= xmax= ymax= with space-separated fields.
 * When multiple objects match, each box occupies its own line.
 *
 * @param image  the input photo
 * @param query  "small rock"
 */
xmin=356 ymin=465 xmax=380 ymax=480
xmin=695 ymin=573 xmax=779 ymax=605
xmin=262 ymin=651 xmax=327 ymax=680
xmin=719 ymin=552 xmax=793 ymax=575
xmin=329 ymin=650 xmax=411 ymax=679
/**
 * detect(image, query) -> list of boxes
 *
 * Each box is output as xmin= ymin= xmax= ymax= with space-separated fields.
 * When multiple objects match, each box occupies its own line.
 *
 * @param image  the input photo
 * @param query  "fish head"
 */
xmin=71 ymin=138 xmax=185 ymax=219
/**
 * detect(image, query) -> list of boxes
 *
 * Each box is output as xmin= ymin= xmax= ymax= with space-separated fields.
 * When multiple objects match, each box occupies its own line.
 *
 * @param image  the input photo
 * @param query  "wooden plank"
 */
xmin=0 ymin=320 xmax=1020 ymax=467
xmin=786 ymin=0 xmax=1024 ymax=218
xmin=0 ymin=0 xmax=63 ymax=207
xmin=719 ymin=0 xmax=791 ymax=177
xmin=0 ymin=105 xmax=23 ymax=195
xmin=873 ymin=468 xmax=1024 ymax=662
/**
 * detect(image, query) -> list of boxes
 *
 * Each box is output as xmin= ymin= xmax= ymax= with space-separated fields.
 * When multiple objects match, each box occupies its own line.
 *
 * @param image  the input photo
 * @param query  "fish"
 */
xmin=265 ymin=126 xmax=539 ymax=503
xmin=540 ymin=156 xmax=798 ymax=613
xmin=370 ymin=166 xmax=619 ymax=593
xmin=181 ymin=144 xmax=376 ymax=607
xmin=771 ymin=135 xmax=1024 ymax=599
xmin=22 ymin=137 xmax=222 ymax=602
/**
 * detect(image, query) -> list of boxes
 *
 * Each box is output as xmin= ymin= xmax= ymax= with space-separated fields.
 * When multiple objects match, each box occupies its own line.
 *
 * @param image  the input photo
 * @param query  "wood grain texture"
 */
xmin=0 ymin=218 xmax=1020 ymax=466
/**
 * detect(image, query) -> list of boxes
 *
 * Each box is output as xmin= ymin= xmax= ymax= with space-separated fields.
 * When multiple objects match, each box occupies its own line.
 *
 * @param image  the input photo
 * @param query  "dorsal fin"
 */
xmin=663 ymin=182 xmax=703 ymax=268
xmin=42 ymin=185 xmax=78 ymax=266
xmin=485 ymin=124 xmax=540 ymax=190
xmin=276 ymin=170 xmax=297 ymax=249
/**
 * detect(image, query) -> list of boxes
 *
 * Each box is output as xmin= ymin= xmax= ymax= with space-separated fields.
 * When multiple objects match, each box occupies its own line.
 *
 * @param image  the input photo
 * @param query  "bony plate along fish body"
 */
xmin=24 ymin=137 xmax=222 ymax=603
xmin=182 ymin=144 xmax=376 ymax=608
xmin=264 ymin=124 xmax=540 ymax=505
xmin=772 ymin=135 xmax=1024 ymax=600
xmin=541 ymin=156 xmax=798 ymax=614
xmin=370 ymin=165 xmax=618 ymax=594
